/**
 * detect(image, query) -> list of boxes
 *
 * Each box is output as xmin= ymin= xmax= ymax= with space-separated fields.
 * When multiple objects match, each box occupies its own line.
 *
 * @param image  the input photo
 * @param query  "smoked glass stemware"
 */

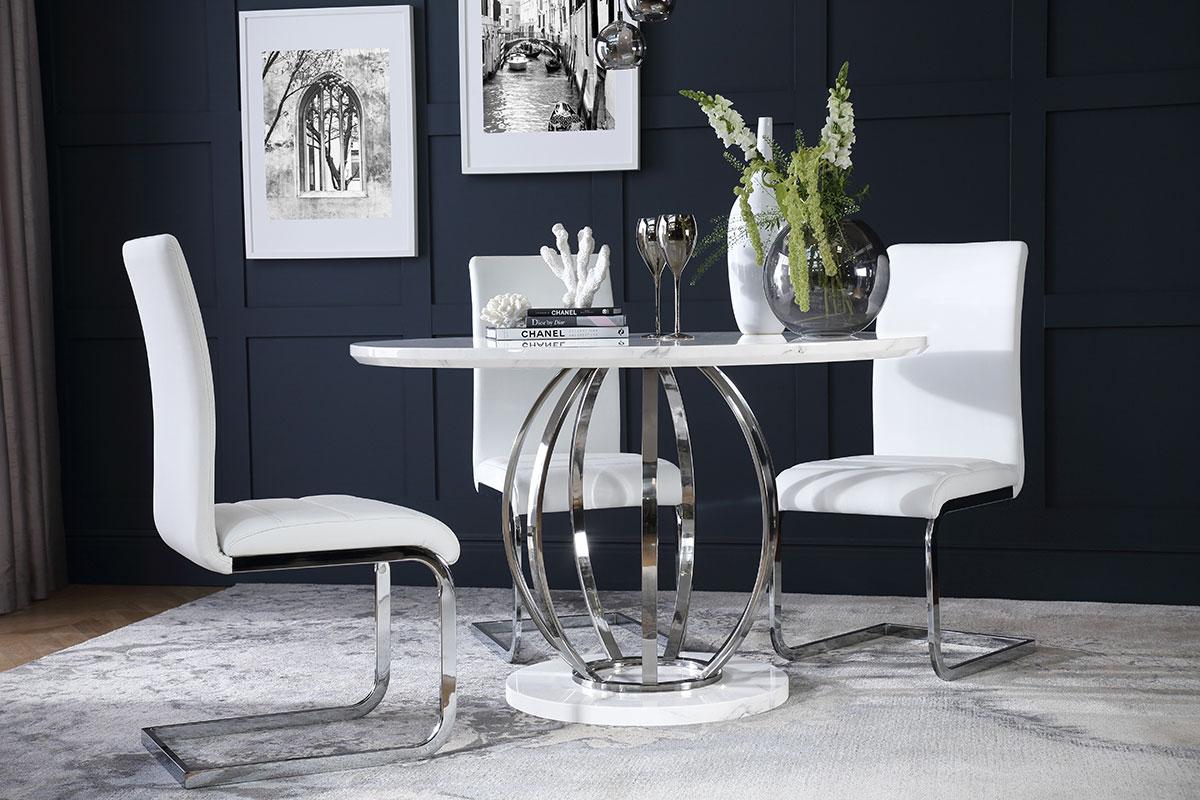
xmin=636 ymin=217 xmax=669 ymax=338
xmin=656 ymin=213 xmax=698 ymax=341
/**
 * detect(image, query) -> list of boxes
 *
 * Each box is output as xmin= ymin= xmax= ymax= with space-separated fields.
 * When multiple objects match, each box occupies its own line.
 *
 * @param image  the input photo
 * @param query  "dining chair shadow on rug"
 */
xmin=467 ymin=256 xmax=682 ymax=662
xmin=771 ymin=241 xmax=1034 ymax=680
xmin=122 ymin=234 xmax=458 ymax=788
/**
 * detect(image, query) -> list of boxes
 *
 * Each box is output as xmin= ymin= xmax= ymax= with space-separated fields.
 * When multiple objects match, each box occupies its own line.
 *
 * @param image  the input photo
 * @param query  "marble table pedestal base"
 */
xmin=505 ymin=655 xmax=789 ymax=727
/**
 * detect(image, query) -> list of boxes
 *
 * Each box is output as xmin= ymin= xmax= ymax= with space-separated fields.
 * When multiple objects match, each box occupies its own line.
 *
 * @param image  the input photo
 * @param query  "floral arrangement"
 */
xmin=681 ymin=62 xmax=866 ymax=311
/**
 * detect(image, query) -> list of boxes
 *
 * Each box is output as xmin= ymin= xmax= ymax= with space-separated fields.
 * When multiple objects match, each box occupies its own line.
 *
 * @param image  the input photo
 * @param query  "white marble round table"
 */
xmin=351 ymin=332 xmax=926 ymax=726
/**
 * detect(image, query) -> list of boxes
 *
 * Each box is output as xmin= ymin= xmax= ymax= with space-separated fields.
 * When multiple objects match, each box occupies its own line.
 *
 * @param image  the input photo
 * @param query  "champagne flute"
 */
xmin=656 ymin=213 xmax=698 ymax=340
xmin=635 ymin=216 xmax=668 ymax=339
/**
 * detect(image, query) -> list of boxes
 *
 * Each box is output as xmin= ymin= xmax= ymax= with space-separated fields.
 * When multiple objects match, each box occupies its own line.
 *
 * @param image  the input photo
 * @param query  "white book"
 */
xmin=485 ymin=326 xmax=629 ymax=341
xmin=486 ymin=339 xmax=629 ymax=349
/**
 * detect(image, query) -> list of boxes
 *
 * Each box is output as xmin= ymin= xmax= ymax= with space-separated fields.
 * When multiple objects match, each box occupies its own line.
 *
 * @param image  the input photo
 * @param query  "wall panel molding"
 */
xmin=40 ymin=0 xmax=1200 ymax=603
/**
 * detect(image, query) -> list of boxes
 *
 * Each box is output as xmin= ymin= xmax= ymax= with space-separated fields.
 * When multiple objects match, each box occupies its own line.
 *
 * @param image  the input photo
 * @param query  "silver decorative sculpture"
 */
xmin=480 ymin=293 xmax=531 ymax=328
xmin=539 ymin=223 xmax=611 ymax=308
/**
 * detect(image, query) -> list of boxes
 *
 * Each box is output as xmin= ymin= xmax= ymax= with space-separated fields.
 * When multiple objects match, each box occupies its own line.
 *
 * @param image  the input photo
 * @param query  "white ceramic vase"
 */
xmin=727 ymin=116 xmax=785 ymax=336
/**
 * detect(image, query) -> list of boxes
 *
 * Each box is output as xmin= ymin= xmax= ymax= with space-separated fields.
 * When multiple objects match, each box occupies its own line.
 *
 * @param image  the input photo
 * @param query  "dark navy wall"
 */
xmin=39 ymin=1 xmax=1200 ymax=602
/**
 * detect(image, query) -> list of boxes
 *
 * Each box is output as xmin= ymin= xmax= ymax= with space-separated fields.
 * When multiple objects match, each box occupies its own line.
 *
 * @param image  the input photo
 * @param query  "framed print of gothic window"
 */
xmin=239 ymin=6 xmax=417 ymax=258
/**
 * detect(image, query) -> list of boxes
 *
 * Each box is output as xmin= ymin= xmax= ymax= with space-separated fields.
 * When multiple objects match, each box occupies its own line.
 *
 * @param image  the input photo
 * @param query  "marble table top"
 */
xmin=350 ymin=331 xmax=927 ymax=369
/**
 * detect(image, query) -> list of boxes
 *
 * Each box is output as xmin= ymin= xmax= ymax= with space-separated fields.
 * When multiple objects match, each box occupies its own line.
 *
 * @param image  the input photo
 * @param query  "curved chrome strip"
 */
xmin=658 ymin=367 xmax=696 ymax=659
xmin=639 ymin=368 xmax=660 ymax=685
xmin=568 ymin=367 xmax=623 ymax=659
xmin=525 ymin=369 xmax=600 ymax=678
xmin=497 ymin=368 xmax=594 ymax=676
xmin=696 ymin=366 xmax=779 ymax=680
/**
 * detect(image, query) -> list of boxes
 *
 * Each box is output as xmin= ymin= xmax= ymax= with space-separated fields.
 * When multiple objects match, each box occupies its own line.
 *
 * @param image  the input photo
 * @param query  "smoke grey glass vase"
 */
xmin=762 ymin=219 xmax=889 ymax=338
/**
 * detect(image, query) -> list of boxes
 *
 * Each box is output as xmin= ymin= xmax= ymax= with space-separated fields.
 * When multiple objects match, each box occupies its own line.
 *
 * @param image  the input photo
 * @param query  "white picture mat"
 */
xmin=239 ymin=6 xmax=417 ymax=259
xmin=458 ymin=2 xmax=639 ymax=174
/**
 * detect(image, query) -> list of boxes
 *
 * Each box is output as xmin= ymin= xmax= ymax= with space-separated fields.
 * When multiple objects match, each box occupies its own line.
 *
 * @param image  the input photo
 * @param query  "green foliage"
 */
xmin=679 ymin=62 xmax=864 ymax=311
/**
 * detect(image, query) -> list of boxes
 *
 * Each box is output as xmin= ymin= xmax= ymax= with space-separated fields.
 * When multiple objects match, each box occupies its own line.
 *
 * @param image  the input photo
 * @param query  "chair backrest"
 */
xmin=469 ymin=255 xmax=620 ymax=487
xmin=873 ymin=242 xmax=1028 ymax=495
xmin=122 ymin=234 xmax=230 ymax=574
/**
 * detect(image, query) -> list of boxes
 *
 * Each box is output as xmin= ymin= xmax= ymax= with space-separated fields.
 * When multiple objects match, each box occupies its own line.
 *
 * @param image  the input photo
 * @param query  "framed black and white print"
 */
xmin=459 ymin=1 xmax=639 ymax=174
xmin=239 ymin=6 xmax=417 ymax=258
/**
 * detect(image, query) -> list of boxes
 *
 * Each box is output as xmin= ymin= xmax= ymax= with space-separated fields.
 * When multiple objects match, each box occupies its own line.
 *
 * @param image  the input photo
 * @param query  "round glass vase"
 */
xmin=761 ymin=219 xmax=890 ymax=338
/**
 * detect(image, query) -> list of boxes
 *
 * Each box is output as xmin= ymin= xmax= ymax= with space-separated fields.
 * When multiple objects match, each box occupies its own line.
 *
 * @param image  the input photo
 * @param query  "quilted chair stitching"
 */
xmin=298 ymin=497 xmax=359 ymax=521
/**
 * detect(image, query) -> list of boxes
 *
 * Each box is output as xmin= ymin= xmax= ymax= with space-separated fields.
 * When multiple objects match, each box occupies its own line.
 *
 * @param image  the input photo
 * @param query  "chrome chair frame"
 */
xmin=141 ymin=546 xmax=457 ymax=789
xmin=770 ymin=488 xmax=1034 ymax=681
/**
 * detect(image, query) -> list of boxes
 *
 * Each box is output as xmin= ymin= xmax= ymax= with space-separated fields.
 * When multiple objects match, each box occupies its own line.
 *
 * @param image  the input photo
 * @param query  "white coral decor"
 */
xmin=539 ymin=224 xmax=611 ymax=308
xmin=480 ymin=293 xmax=530 ymax=328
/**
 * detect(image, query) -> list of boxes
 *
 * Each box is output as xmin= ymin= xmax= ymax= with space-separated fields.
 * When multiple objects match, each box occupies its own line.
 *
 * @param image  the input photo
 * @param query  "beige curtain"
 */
xmin=0 ymin=0 xmax=65 ymax=614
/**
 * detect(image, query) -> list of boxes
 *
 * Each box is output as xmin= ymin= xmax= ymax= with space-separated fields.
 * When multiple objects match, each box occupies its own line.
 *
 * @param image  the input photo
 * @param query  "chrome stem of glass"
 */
xmin=657 ymin=213 xmax=698 ymax=341
xmin=142 ymin=554 xmax=457 ymax=789
xmin=635 ymin=216 xmax=668 ymax=338
xmin=770 ymin=502 xmax=1035 ymax=681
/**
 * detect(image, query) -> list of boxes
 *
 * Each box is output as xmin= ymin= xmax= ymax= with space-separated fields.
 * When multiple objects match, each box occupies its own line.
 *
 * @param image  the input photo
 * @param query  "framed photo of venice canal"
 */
xmin=239 ymin=6 xmax=417 ymax=258
xmin=459 ymin=1 xmax=640 ymax=174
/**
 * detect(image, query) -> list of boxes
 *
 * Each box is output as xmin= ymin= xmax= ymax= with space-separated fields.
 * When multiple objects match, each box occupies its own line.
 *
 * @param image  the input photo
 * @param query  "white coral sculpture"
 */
xmin=480 ymin=293 xmax=530 ymax=328
xmin=539 ymin=223 xmax=611 ymax=308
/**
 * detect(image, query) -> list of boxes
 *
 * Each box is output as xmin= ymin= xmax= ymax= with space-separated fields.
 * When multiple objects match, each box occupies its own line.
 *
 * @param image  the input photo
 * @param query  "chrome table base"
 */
xmin=142 ymin=549 xmax=456 ymax=789
xmin=497 ymin=366 xmax=779 ymax=703
xmin=770 ymin=491 xmax=1035 ymax=681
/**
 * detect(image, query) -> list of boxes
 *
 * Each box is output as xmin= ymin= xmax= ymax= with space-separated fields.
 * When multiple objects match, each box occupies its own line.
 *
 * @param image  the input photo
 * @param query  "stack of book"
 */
xmin=485 ymin=307 xmax=628 ymax=348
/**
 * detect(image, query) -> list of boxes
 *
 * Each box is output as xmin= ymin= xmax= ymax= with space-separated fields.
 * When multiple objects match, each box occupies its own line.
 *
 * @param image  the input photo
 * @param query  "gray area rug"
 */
xmin=1 ymin=584 xmax=1197 ymax=799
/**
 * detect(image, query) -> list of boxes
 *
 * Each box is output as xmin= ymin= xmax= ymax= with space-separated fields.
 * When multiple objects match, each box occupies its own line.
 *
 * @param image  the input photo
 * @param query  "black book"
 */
xmin=525 ymin=314 xmax=627 ymax=328
xmin=526 ymin=306 xmax=623 ymax=317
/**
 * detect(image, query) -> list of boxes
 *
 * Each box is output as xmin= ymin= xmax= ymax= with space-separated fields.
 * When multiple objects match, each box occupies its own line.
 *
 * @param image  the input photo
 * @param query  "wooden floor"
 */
xmin=0 ymin=585 xmax=220 ymax=671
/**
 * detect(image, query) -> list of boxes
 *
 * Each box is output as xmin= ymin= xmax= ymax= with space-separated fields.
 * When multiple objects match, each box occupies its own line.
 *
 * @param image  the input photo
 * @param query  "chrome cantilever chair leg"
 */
xmin=770 ymin=489 xmax=1034 ymax=681
xmin=470 ymin=508 xmax=669 ymax=662
xmin=142 ymin=550 xmax=457 ymax=789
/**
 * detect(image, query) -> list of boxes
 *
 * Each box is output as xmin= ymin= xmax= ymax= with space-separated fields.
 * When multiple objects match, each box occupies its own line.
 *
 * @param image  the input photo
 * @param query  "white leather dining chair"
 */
xmin=468 ymin=255 xmax=683 ymax=660
xmin=123 ymin=234 xmax=458 ymax=788
xmin=770 ymin=241 xmax=1033 ymax=680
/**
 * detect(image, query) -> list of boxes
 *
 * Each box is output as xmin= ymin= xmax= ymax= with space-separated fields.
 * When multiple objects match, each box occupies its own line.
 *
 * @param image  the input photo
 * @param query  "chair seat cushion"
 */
xmin=776 ymin=455 xmax=1017 ymax=519
xmin=215 ymin=495 xmax=459 ymax=564
xmin=477 ymin=453 xmax=684 ymax=514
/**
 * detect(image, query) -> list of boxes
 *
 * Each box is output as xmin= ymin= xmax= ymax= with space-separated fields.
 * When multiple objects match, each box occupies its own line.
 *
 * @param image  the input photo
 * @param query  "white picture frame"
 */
xmin=239 ymin=6 xmax=417 ymax=259
xmin=459 ymin=0 xmax=639 ymax=174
